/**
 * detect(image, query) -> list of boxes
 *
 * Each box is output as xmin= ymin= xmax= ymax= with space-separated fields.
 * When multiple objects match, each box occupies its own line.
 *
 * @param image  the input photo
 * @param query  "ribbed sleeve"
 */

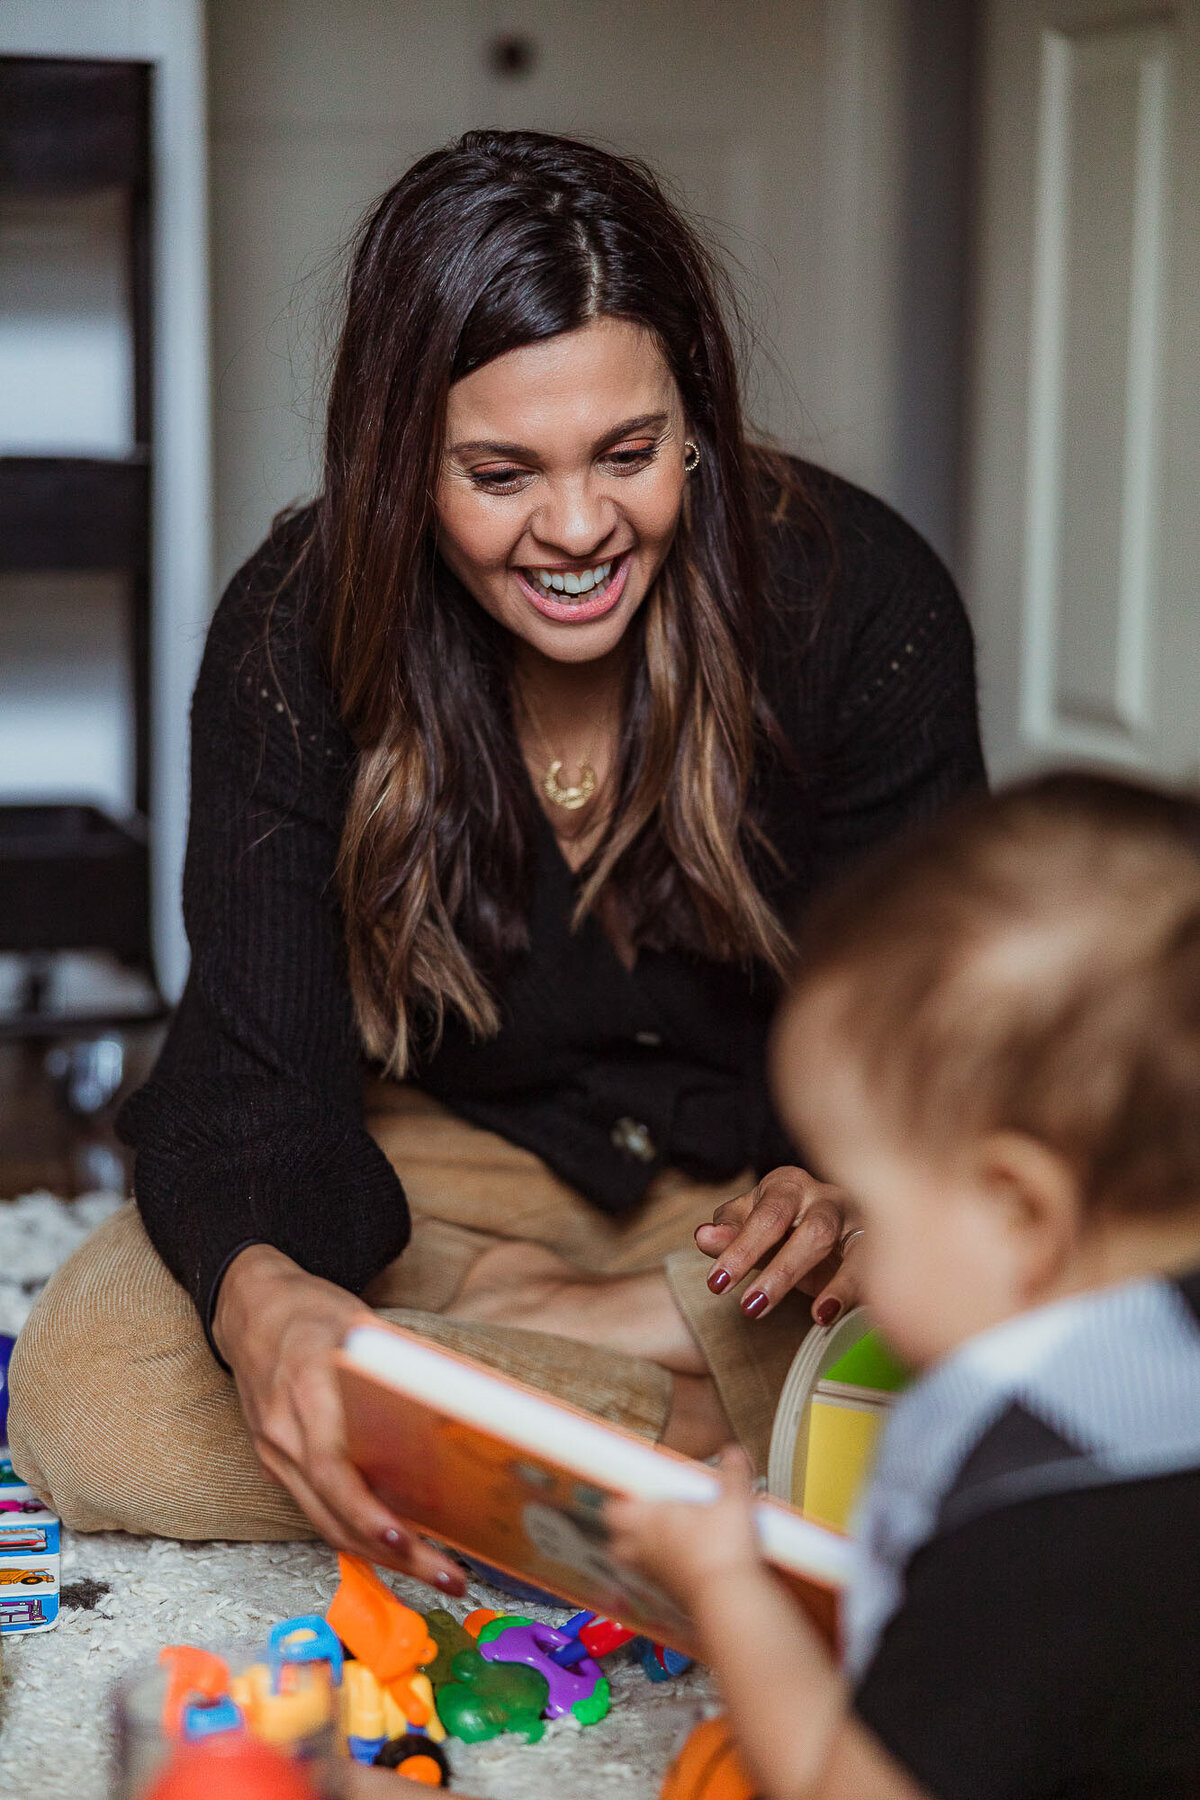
xmin=116 ymin=515 xmax=411 ymax=1355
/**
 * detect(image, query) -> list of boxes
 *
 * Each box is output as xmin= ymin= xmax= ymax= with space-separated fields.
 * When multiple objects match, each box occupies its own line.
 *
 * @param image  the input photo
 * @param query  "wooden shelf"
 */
xmin=0 ymin=58 xmax=149 ymax=194
xmin=0 ymin=804 xmax=150 ymax=963
xmin=0 ymin=455 xmax=150 ymax=573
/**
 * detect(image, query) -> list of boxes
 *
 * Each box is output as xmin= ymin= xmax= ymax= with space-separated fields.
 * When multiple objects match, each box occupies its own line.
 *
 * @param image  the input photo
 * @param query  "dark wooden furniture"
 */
xmin=0 ymin=56 xmax=162 ymax=1032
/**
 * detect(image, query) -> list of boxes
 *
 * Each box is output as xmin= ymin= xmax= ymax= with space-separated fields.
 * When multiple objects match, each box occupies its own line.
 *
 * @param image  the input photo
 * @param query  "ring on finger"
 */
xmin=838 ymin=1226 xmax=866 ymax=1257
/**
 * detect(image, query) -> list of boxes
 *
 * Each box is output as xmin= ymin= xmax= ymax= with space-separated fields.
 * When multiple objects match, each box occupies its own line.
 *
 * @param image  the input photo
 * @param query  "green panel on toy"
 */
xmin=435 ymin=1649 xmax=548 ymax=1743
xmin=475 ymin=1613 xmax=536 ymax=1645
xmin=420 ymin=1610 xmax=477 ymax=1690
xmin=823 ymin=1330 xmax=908 ymax=1393
xmin=568 ymin=1674 xmax=611 ymax=1726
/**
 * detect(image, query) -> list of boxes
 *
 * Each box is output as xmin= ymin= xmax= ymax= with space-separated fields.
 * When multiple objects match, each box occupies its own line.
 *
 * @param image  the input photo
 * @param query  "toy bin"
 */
xmin=113 ymin=1637 xmax=342 ymax=1800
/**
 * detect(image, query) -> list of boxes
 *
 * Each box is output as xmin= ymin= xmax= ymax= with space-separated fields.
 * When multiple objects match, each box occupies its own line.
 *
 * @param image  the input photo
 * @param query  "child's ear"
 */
xmin=974 ymin=1131 xmax=1082 ymax=1301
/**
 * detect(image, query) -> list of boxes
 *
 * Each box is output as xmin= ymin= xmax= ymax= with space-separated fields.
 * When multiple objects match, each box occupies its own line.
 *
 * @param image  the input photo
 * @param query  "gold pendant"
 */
xmin=542 ymin=759 xmax=597 ymax=811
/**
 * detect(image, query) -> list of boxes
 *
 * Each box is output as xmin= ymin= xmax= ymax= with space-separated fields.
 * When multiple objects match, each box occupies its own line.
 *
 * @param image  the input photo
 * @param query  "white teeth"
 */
xmin=528 ymin=560 xmax=615 ymax=600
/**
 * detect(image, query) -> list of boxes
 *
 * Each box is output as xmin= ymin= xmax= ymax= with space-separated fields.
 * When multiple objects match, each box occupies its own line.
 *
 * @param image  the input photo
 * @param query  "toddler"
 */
xmin=611 ymin=773 xmax=1200 ymax=1800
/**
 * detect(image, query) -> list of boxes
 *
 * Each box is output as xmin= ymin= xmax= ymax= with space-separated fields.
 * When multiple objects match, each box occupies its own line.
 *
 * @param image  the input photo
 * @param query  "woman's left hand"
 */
xmin=695 ymin=1165 xmax=865 ymax=1326
xmin=606 ymin=1445 xmax=762 ymax=1617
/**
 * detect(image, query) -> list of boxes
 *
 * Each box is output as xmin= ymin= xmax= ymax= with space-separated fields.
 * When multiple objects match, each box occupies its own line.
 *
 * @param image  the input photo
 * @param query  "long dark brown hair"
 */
xmin=312 ymin=129 xmax=814 ymax=1074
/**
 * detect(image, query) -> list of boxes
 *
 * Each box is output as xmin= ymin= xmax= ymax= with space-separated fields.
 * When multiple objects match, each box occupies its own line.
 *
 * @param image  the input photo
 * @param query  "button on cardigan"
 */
xmin=117 ymin=462 xmax=985 ymax=1345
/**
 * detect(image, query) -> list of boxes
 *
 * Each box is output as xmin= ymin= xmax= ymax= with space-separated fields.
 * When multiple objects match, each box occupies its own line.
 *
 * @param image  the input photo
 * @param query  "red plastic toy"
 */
xmin=141 ymin=1736 xmax=318 ymax=1800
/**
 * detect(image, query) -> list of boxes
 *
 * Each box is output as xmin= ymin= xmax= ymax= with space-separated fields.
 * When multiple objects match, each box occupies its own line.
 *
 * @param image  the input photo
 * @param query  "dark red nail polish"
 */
xmin=436 ymin=1570 xmax=466 ymax=1594
xmin=742 ymin=1289 xmax=768 ymax=1318
xmin=708 ymin=1268 xmax=732 ymax=1294
xmin=816 ymin=1298 xmax=842 ymax=1326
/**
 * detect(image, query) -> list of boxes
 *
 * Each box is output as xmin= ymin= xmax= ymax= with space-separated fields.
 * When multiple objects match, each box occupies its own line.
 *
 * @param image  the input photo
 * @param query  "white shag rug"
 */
xmin=0 ymin=1193 xmax=713 ymax=1799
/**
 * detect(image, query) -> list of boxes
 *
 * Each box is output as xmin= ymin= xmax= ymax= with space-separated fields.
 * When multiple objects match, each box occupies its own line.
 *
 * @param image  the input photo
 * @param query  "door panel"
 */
xmin=968 ymin=1 xmax=1200 ymax=779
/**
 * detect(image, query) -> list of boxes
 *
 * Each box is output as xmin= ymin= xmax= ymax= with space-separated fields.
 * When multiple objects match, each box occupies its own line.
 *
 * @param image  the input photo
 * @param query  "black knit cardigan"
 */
xmin=118 ymin=463 xmax=986 ymax=1347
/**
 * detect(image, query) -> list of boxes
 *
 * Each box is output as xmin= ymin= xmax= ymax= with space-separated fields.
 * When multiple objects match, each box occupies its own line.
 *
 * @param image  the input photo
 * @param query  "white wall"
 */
xmin=208 ymin=0 xmax=975 ymax=589
xmin=0 ymin=0 xmax=211 ymax=999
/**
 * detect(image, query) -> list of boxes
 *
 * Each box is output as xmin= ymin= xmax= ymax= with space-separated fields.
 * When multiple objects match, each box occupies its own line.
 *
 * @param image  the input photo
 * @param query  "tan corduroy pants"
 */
xmin=8 ymin=1084 xmax=808 ymax=1540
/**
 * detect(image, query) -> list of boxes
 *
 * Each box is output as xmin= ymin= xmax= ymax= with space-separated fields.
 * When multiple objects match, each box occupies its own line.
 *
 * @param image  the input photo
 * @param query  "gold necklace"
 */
xmin=520 ymin=690 xmax=600 ymax=812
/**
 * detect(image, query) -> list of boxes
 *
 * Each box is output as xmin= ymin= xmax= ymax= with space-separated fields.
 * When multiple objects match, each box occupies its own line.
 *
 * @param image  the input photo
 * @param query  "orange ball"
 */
xmin=660 ymin=1716 xmax=759 ymax=1800
xmin=142 ymin=1737 xmax=318 ymax=1800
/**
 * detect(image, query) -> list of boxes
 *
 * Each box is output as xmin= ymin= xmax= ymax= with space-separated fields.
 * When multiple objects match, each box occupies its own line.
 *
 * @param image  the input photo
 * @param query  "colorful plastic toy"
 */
xmin=373 ymin=1732 xmax=452 ymax=1784
xmin=476 ymin=1613 xmax=610 ymax=1724
xmin=462 ymin=1607 xmax=500 ymax=1638
xmin=632 ymin=1636 xmax=693 ymax=1682
xmin=554 ymin=1609 xmax=692 ymax=1683
xmin=0 ymin=1331 xmax=15 ymax=1442
xmin=141 ymin=1736 xmax=319 ymax=1800
xmin=340 ymin=1659 xmax=446 ymax=1764
xmin=660 ymin=1716 xmax=759 ymax=1800
xmin=420 ymin=1608 xmax=477 ymax=1689
xmin=434 ymin=1648 xmax=549 ymax=1743
xmin=160 ymin=1646 xmax=234 ymax=1738
xmin=326 ymin=1554 xmax=438 ymax=1727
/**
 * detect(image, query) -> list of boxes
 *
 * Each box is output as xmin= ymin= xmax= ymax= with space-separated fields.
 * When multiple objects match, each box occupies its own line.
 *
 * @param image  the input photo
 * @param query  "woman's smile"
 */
xmin=436 ymin=318 xmax=688 ymax=666
xmin=514 ymin=550 xmax=631 ymax=623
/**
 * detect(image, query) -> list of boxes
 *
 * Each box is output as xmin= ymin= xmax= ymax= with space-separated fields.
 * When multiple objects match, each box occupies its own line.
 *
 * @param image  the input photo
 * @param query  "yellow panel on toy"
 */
xmin=767 ymin=1307 xmax=909 ymax=1531
xmin=800 ymin=1393 xmax=889 ymax=1533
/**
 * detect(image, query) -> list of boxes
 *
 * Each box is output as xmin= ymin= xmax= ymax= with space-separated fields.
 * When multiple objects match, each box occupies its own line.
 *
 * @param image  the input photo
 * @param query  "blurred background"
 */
xmin=1 ymin=0 xmax=1198 ymax=1194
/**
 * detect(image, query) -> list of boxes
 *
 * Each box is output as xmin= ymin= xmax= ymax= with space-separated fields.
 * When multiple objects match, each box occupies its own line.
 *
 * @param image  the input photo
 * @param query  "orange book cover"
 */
xmin=337 ymin=1321 xmax=851 ymax=1655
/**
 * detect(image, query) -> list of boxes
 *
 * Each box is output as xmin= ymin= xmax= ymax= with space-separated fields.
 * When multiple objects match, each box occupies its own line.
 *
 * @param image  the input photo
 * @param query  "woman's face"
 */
xmin=435 ymin=317 xmax=689 ymax=665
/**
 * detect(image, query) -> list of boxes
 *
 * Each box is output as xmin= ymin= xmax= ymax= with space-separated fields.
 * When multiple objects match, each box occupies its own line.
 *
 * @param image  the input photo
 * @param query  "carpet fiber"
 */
xmin=0 ymin=1193 xmax=713 ymax=1798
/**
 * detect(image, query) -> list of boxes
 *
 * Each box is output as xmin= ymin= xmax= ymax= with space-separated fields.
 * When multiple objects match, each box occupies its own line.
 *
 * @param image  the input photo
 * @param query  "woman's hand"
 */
xmin=606 ymin=1445 xmax=763 ymax=1619
xmin=212 ymin=1244 xmax=466 ymax=1593
xmin=695 ymin=1166 xmax=864 ymax=1326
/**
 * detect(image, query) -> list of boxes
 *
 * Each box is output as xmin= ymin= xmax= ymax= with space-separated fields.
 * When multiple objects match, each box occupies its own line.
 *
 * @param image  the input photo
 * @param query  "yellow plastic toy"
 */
xmin=326 ymin=1554 xmax=439 ymax=1728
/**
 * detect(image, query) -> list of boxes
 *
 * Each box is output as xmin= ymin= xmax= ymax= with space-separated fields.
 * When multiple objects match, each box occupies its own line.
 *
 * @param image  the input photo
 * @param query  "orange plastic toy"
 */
xmin=326 ymin=1553 xmax=438 ymax=1725
xmin=660 ymin=1716 xmax=760 ymax=1800
xmin=158 ymin=1645 xmax=232 ymax=1738
xmin=142 ymin=1735 xmax=318 ymax=1800
xmin=462 ymin=1607 xmax=500 ymax=1639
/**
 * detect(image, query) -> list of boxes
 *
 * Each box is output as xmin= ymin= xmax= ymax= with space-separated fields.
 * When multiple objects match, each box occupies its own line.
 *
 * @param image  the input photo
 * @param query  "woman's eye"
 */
xmin=603 ymin=444 xmax=659 ymax=473
xmin=471 ymin=467 xmax=531 ymax=492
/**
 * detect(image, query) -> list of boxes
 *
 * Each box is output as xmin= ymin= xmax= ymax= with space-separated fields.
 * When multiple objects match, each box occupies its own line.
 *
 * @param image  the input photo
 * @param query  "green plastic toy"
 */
xmin=420 ymin=1610 xmax=478 ymax=1690
xmin=434 ymin=1649 xmax=549 ymax=1743
xmin=475 ymin=1613 xmax=610 ymax=1726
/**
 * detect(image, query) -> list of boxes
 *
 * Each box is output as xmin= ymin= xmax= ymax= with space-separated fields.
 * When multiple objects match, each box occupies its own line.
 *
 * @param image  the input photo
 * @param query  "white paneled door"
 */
xmin=968 ymin=1 xmax=1200 ymax=781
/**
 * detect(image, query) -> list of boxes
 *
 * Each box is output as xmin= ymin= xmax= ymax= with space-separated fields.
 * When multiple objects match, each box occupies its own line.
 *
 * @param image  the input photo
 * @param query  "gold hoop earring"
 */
xmin=683 ymin=441 xmax=701 ymax=474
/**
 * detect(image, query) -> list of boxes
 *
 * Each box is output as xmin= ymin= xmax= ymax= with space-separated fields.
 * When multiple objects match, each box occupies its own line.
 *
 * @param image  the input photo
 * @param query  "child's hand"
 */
xmin=605 ymin=1445 xmax=763 ymax=1616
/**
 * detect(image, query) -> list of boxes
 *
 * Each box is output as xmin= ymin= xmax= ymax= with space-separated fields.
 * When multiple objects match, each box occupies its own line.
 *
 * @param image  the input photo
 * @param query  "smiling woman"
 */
xmin=8 ymin=132 xmax=984 ymax=1583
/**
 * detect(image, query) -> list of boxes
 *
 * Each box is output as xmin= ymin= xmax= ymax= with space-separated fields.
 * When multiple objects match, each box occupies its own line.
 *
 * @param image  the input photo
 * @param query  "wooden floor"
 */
xmin=0 ymin=1026 xmax=164 ymax=1199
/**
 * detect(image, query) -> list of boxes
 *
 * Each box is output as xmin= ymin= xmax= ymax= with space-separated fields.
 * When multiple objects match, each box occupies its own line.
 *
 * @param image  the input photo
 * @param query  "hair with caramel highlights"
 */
xmin=785 ymin=773 xmax=1200 ymax=1217
xmin=310 ymin=129 xmax=817 ymax=1074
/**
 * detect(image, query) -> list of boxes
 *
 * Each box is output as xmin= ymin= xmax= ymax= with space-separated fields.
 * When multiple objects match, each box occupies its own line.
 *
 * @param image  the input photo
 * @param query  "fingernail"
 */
xmin=708 ymin=1268 xmax=731 ymax=1294
xmin=436 ymin=1570 xmax=466 ymax=1594
xmin=742 ymin=1289 xmax=768 ymax=1318
xmin=816 ymin=1298 xmax=842 ymax=1326
xmin=381 ymin=1526 xmax=402 ymax=1547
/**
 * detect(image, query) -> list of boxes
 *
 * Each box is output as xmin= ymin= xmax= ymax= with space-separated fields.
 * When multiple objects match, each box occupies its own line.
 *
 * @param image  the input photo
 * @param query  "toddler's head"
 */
xmin=775 ymin=774 xmax=1200 ymax=1369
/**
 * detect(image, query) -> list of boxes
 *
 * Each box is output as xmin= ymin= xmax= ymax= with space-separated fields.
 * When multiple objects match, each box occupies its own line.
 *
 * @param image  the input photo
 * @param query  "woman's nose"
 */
xmin=531 ymin=479 xmax=617 ymax=559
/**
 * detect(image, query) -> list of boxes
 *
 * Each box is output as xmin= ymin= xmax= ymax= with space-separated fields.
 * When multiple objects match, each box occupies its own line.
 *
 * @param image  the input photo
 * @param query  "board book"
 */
xmin=766 ymin=1308 xmax=908 ymax=1530
xmin=337 ymin=1322 xmax=854 ymax=1655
